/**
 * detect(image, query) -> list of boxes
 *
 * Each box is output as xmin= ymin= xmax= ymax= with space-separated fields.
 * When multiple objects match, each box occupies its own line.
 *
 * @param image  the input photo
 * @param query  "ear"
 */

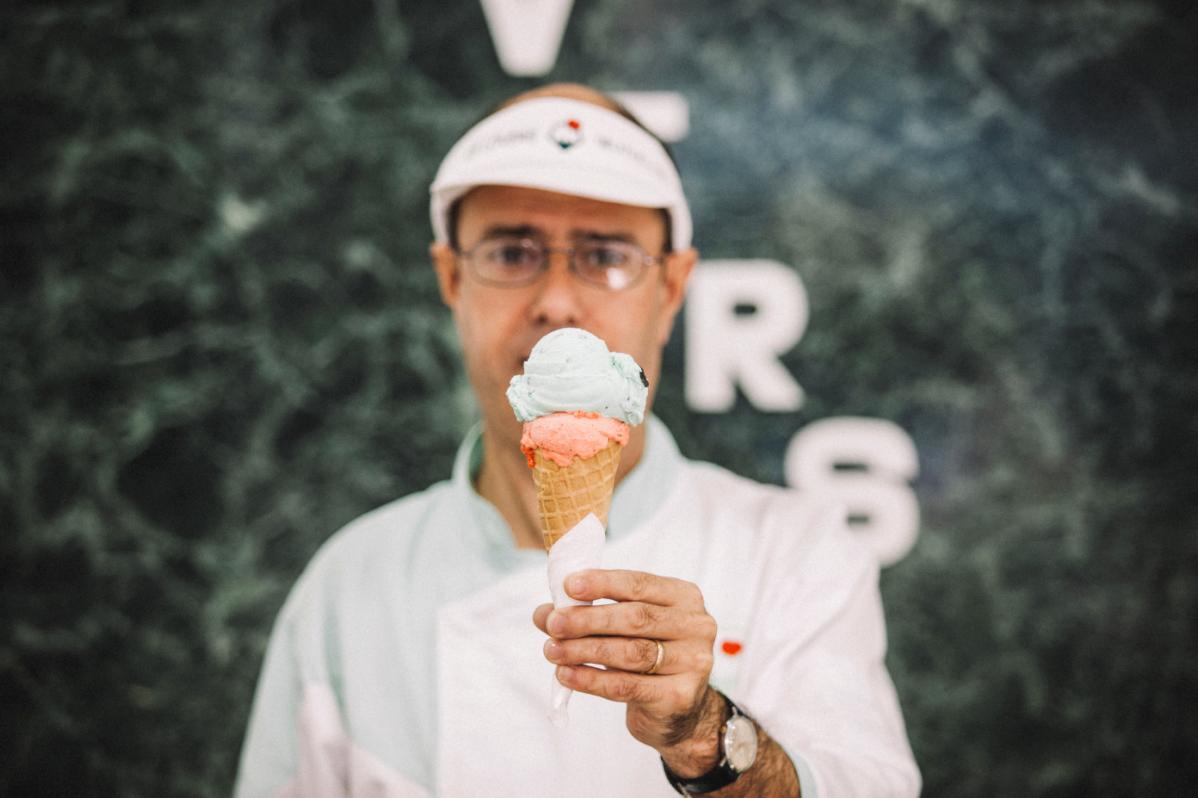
xmin=655 ymin=246 xmax=698 ymax=344
xmin=430 ymin=241 xmax=461 ymax=308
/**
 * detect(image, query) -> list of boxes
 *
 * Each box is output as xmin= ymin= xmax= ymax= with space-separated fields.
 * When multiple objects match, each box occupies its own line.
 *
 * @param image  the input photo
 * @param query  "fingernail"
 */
xmin=544 ymin=639 xmax=563 ymax=661
xmin=556 ymin=665 xmax=571 ymax=684
xmin=547 ymin=612 xmax=565 ymax=635
xmin=567 ymin=574 xmax=587 ymax=594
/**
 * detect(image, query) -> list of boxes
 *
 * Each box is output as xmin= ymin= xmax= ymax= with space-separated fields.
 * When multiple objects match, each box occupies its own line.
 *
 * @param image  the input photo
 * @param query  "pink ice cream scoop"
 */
xmin=520 ymin=411 xmax=631 ymax=468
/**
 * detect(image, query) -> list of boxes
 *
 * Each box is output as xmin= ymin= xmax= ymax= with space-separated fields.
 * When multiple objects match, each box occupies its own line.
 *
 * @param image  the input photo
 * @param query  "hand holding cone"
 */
xmin=506 ymin=328 xmax=648 ymax=724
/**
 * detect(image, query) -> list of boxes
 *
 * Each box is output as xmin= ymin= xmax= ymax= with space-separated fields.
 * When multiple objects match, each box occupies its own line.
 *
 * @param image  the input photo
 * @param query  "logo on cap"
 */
xmin=548 ymin=118 xmax=583 ymax=150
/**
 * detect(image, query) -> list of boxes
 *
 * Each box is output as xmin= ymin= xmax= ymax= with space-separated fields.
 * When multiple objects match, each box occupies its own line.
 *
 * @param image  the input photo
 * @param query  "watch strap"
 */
xmin=661 ymin=692 xmax=751 ymax=795
xmin=663 ymin=757 xmax=742 ymax=795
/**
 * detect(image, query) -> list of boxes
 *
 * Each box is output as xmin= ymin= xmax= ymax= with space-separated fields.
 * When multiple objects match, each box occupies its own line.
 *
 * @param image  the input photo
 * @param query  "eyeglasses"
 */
xmin=456 ymin=236 xmax=662 ymax=291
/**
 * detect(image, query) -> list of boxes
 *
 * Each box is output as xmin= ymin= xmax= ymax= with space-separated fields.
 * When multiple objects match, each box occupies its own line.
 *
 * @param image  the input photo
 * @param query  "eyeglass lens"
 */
xmin=468 ymin=237 xmax=648 ymax=290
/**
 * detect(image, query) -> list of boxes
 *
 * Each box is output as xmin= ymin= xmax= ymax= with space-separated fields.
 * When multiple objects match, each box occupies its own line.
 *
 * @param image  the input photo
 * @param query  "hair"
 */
xmin=446 ymin=86 xmax=677 ymax=253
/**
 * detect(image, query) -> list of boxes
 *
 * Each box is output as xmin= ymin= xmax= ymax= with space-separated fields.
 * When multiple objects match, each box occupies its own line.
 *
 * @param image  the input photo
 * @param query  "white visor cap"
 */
xmin=430 ymin=97 xmax=692 ymax=252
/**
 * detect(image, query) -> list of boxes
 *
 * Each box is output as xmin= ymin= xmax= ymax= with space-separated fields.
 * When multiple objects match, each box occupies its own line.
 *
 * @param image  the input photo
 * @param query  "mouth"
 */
xmin=512 ymin=353 xmax=530 ymax=376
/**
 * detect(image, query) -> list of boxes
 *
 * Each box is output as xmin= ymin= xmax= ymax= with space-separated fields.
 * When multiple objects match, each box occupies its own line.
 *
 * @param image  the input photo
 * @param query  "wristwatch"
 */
xmin=662 ymin=691 xmax=759 ymax=795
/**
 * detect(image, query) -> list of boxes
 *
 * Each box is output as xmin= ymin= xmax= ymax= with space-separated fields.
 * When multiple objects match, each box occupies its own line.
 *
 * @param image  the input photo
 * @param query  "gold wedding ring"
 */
xmin=645 ymin=639 xmax=665 ymax=675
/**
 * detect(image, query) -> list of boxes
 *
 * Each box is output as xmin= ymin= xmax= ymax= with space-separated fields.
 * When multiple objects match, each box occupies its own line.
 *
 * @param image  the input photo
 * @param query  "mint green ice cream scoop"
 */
xmin=506 ymin=328 xmax=648 ymax=424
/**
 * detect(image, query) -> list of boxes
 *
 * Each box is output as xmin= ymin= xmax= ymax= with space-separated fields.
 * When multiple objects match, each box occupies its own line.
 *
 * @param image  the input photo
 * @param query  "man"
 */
xmin=235 ymin=83 xmax=920 ymax=797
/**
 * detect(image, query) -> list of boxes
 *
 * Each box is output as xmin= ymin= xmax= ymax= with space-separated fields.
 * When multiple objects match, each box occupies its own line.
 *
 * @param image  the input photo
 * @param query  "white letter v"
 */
xmin=479 ymin=0 xmax=575 ymax=77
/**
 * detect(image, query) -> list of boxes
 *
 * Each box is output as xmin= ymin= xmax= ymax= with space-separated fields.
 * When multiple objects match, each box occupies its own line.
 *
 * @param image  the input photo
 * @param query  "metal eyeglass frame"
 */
xmin=455 ymin=236 xmax=663 ymax=291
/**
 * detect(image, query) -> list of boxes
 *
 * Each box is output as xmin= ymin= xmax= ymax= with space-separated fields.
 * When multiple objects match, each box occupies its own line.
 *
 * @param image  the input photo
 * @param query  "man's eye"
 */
xmin=582 ymin=245 xmax=629 ymax=268
xmin=489 ymin=244 xmax=533 ymax=266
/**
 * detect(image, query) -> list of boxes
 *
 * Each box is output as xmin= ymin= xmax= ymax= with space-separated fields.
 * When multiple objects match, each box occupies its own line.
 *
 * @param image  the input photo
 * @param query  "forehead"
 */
xmin=457 ymin=185 xmax=666 ymax=246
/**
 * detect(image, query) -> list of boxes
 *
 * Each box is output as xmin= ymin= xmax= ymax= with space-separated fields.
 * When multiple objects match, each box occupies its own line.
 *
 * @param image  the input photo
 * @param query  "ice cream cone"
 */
xmin=532 ymin=438 xmax=624 ymax=549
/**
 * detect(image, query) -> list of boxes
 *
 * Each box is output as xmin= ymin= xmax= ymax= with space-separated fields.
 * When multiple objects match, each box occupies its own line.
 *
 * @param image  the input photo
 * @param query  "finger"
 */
xmin=565 ymin=569 xmax=705 ymax=609
xmin=555 ymin=664 xmax=702 ymax=710
xmin=545 ymin=636 xmax=689 ymax=675
xmin=547 ymin=602 xmax=711 ymax=641
xmin=532 ymin=603 xmax=553 ymax=634
xmin=555 ymin=664 xmax=664 ymax=705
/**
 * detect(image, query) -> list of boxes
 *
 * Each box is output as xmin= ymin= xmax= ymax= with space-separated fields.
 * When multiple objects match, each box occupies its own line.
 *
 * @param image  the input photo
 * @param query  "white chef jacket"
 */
xmin=234 ymin=417 xmax=920 ymax=798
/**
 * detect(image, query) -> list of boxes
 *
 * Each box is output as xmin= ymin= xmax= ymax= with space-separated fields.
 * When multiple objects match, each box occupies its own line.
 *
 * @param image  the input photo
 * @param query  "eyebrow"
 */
xmin=480 ymin=224 xmax=540 ymax=240
xmin=575 ymin=230 xmax=637 ymax=245
xmin=479 ymin=224 xmax=639 ymax=245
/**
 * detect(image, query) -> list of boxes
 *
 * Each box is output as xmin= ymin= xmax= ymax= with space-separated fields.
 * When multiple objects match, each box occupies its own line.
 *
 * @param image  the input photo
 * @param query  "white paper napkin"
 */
xmin=545 ymin=512 xmax=606 ymax=727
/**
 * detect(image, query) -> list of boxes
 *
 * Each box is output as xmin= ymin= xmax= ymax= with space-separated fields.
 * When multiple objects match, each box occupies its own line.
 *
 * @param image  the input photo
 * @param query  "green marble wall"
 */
xmin=3 ymin=1 xmax=1195 ymax=794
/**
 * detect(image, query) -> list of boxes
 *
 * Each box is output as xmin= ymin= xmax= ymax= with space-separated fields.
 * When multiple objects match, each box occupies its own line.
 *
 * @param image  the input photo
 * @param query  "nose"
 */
xmin=527 ymin=250 xmax=583 ymax=327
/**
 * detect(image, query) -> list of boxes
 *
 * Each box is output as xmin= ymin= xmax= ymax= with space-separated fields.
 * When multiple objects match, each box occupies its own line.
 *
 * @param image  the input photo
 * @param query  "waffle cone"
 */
xmin=532 ymin=438 xmax=624 ymax=550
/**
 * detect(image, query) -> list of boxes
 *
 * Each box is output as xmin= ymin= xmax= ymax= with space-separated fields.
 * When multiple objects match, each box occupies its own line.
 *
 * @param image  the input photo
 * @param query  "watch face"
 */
xmin=723 ymin=716 xmax=758 ymax=772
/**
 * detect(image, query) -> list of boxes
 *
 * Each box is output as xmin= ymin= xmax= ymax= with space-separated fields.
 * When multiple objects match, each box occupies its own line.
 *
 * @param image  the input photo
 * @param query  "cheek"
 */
xmin=453 ymin=291 xmax=520 ymax=379
xmin=628 ymin=285 xmax=673 ymax=349
xmin=596 ymin=292 xmax=668 ymax=373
